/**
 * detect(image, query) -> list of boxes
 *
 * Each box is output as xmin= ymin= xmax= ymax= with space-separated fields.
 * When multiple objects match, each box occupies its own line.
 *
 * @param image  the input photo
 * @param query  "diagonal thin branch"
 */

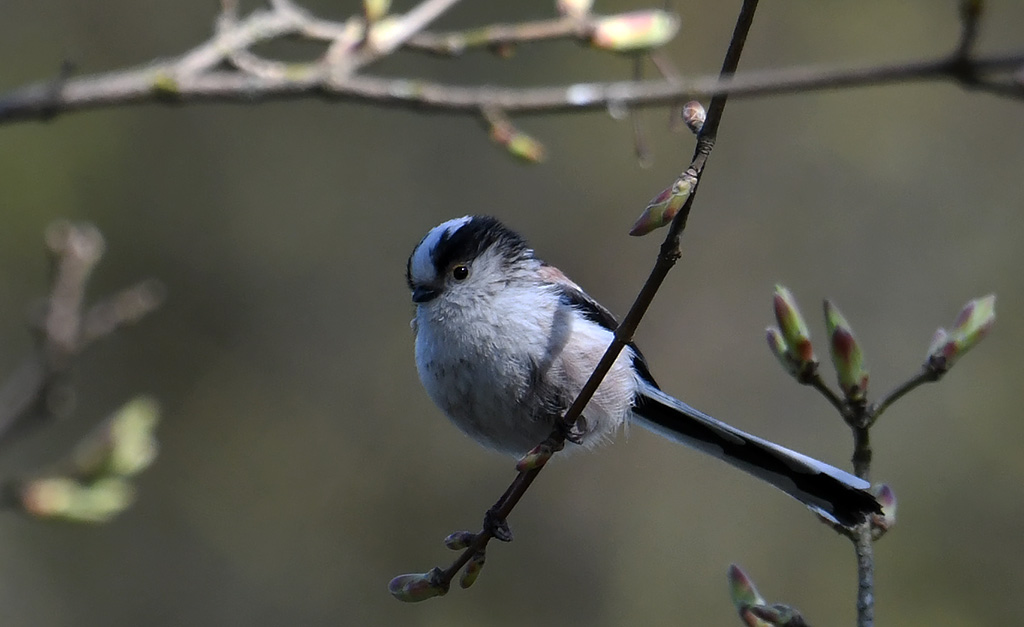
xmin=416 ymin=0 xmax=761 ymax=597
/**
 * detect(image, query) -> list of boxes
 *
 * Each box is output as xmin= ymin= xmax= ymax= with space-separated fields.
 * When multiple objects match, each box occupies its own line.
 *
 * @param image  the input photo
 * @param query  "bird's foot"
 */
xmin=558 ymin=415 xmax=588 ymax=445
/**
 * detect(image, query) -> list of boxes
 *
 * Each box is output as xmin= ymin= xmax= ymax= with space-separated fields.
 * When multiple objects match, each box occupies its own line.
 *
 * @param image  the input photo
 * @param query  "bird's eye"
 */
xmin=451 ymin=264 xmax=470 ymax=281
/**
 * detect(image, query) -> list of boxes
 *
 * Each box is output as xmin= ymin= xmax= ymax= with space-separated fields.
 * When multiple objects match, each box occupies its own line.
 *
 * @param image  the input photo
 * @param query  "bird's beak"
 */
xmin=412 ymin=285 xmax=441 ymax=303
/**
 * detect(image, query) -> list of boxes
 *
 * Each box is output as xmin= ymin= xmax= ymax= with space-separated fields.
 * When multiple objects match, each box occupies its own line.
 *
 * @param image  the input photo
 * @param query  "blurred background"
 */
xmin=1 ymin=1 xmax=1022 ymax=625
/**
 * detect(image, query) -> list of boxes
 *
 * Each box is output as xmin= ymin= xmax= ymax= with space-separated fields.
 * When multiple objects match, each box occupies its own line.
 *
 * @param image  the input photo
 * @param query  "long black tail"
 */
xmin=631 ymin=383 xmax=881 ymax=526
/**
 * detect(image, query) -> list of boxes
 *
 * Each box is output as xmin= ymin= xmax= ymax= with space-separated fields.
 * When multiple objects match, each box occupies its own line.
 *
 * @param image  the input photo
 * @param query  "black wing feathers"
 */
xmin=549 ymin=274 xmax=659 ymax=388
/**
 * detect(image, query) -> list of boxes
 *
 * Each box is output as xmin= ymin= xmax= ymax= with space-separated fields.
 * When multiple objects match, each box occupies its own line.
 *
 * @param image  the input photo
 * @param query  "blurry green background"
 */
xmin=1 ymin=1 xmax=1022 ymax=625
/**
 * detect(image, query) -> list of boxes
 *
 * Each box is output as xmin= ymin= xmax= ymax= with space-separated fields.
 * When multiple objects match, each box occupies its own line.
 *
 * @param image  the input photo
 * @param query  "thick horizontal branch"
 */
xmin=1 ymin=50 xmax=1021 ymax=124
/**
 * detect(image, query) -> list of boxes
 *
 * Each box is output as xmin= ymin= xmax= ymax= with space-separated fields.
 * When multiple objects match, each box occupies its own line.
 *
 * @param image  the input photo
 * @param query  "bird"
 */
xmin=406 ymin=215 xmax=880 ymax=526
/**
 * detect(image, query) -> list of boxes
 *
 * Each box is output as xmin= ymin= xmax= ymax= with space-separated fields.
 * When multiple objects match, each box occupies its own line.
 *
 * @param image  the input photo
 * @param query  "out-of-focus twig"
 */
xmin=0 ymin=221 xmax=164 ymax=447
xmin=1 ymin=1 xmax=1020 ymax=127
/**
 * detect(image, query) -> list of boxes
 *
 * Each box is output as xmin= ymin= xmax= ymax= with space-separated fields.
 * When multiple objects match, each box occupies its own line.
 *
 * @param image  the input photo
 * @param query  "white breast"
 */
xmin=415 ymin=284 xmax=639 ymax=455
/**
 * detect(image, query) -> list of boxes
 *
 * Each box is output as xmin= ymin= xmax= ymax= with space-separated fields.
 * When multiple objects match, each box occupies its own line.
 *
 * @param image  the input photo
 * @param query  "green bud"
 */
xmin=927 ymin=294 xmax=996 ymax=370
xmin=459 ymin=550 xmax=486 ymax=589
xmin=773 ymin=285 xmax=816 ymax=371
xmin=516 ymin=440 xmax=557 ymax=471
xmin=363 ymin=0 xmax=391 ymax=23
xmin=150 ymin=72 xmax=180 ymax=97
xmin=20 ymin=477 xmax=77 ymax=519
xmin=590 ymin=10 xmax=680 ymax=52
xmin=388 ymin=569 xmax=448 ymax=602
xmin=728 ymin=564 xmax=766 ymax=609
xmin=506 ymin=132 xmax=546 ymax=163
xmin=823 ymin=300 xmax=868 ymax=402
xmin=926 ymin=327 xmax=949 ymax=360
xmin=20 ymin=476 xmax=134 ymax=523
xmin=765 ymin=327 xmax=800 ymax=377
xmin=629 ymin=175 xmax=693 ymax=236
xmin=72 ymin=396 xmax=160 ymax=480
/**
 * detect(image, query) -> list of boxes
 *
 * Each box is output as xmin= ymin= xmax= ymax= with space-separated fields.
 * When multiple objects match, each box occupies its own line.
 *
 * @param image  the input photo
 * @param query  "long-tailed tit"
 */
xmin=407 ymin=216 xmax=880 ymax=525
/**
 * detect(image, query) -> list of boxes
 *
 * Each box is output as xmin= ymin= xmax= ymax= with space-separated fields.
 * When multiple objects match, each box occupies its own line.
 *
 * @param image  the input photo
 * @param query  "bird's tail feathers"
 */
xmin=631 ymin=383 xmax=881 ymax=526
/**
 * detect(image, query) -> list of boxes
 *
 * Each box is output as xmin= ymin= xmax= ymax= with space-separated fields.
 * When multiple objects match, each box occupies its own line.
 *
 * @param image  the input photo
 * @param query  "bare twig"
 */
xmin=866 ymin=366 xmax=942 ymax=425
xmin=367 ymin=0 xmax=464 ymax=57
xmin=1 ymin=2 xmax=1022 ymax=125
xmin=956 ymin=0 xmax=983 ymax=61
xmin=4 ymin=52 xmax=1023 ymax=125
xmin=805 ymin=371 xmax=849 ymax=418
xmin=341 ymin=0 xmax=465 ymax=73
xmin=854 ymin=525 xmax=875 ymax=627
xmin=0 ymin=222 xmax=164 ymax=447
xmin=406 ymin=16 xmax=586 ymax=55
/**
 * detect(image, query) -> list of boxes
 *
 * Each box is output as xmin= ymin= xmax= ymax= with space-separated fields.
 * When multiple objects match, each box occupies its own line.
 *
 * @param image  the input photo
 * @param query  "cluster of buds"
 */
xmin=18 ymin=396 xmax=160 ymax=523
xmin=444 ymin=530 xmax=488 ymax=589
xmin=765 ymin=285 xmax=819 ymax=383
xmin=728 ymin=565 xmax=808 ymax=627
xmin=769 ymin=287 xmax=996 ymax=397
xmin=389 ymin=529 xmax=491 ymax=602
xmin=768 ymin=286 xmax=871 ymax=404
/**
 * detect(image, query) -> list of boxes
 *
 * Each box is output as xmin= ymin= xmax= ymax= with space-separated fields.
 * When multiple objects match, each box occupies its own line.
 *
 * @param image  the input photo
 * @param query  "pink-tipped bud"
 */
xmin=927 ymin=294 xmax=996 ymax=371
xmin=773 ymin=285 xmax=816 ymax=371
xmin=459 ymin=550 xmax=486 ymax=589
xmin=681 ymin=101 xmax=706 ymax=134
xmin=489 ymin=120 xmax=546 ymax=163
xmin=590 ymin=10 xmax=680 ymax=52
xmin=870 ymin=483 xmax=897 ymax=540
xmin=516 ymin=441 xmax=557 ymax=471
xmin=823 ymin=300 xmax=869 ymax=402
xmin=766 ymin=327 xmax=800 ymax=378
xmin=728 ymin=564 xmax=766 ymax=609
xmin=443 ymin=531 xmax=477 ymax=550
xmin=506 ymin=132 xmax=545 ymax=162
xmin=20 ymin=476 xmax=134 ymax=523
xmin=629 ymin=175 xmax=694 ymax=236
xmin=388 ymin=569 xmax=448 ymax=602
